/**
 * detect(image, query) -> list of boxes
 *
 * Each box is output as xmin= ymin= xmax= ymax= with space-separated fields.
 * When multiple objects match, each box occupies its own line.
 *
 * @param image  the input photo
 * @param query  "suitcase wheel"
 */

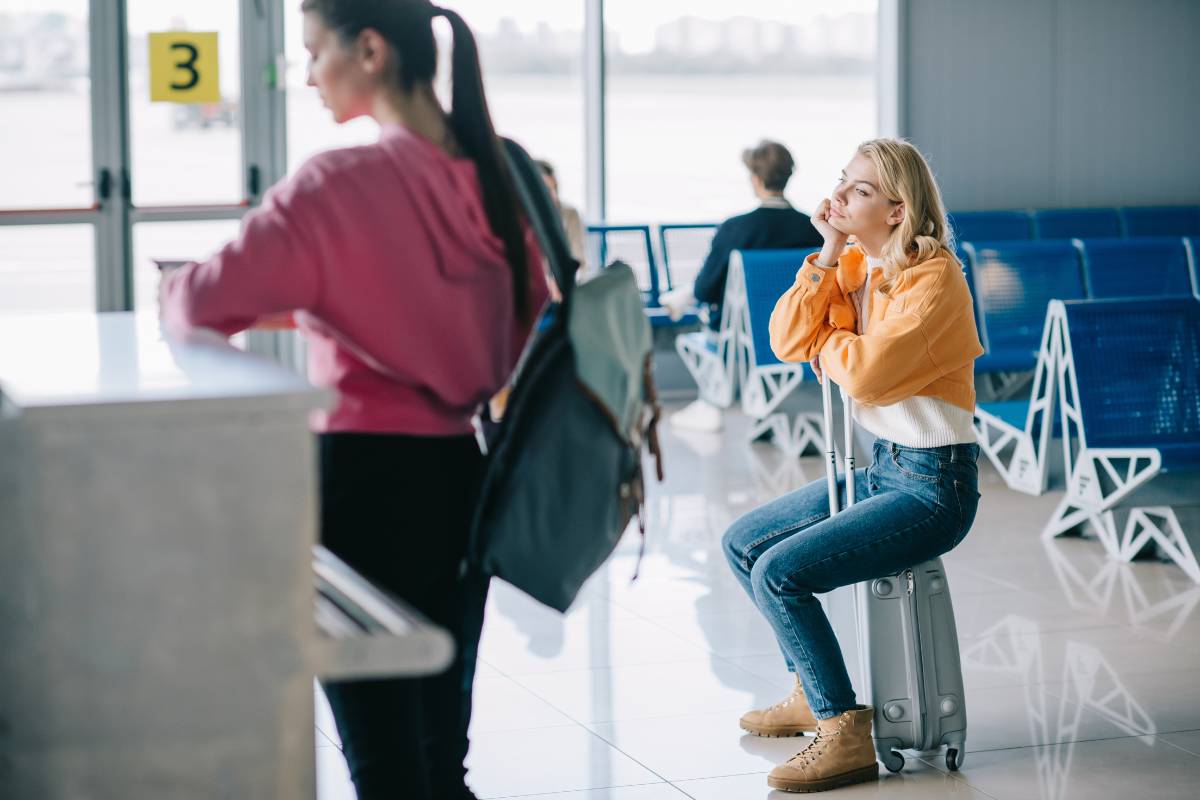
xmin=882 ymin=750 xmax=905 ymax=773
xmin=945 ymin=748 xmax=962 ymax=771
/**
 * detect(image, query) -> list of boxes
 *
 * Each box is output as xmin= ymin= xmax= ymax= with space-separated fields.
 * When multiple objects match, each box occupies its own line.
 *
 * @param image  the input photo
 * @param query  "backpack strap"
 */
xmin=628 ymin=354 xmax=664 ymax=583
xmin=501 ymin=138 xmax=580 ymax=305
xmin=643 ymin=355 xmax=664 ymax=482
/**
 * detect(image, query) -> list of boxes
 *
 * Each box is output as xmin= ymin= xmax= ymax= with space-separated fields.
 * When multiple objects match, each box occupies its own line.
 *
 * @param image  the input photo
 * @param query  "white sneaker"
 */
xmin=670 ymin=399 xmax=723 ymax=432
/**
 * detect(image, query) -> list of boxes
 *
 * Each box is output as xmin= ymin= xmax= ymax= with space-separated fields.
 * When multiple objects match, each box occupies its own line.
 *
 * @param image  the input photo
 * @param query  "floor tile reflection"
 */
xmin=675 ymin=761 xmax=991 ymax=800
xmin=465 ymin=726 xmax=662 ymax=798
xmin=511 ymin=658 xmax=785 ymax=724
xmin=588 ymin=711 xmax=805 ymax=781
xmin=940 ymin=735 xmax=1200 ymax=800
xmin=1159 ymin=729 xmax=1200 ymax=757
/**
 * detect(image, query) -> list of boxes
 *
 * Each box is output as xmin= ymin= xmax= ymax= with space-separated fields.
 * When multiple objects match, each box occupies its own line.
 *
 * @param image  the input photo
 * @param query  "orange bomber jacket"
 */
xmin=768 ymin=245 xmax=984 ymax=411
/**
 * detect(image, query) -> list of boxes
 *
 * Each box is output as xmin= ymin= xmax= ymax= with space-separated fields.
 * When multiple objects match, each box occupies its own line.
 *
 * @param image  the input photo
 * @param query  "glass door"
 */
xmin=0 ymin=0 xmax=281 ymax=318
xmin=124 ymin=0 xmax=250 ymax=311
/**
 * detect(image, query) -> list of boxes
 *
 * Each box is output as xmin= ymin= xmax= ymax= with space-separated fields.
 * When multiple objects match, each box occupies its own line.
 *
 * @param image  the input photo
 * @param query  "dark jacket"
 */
xmin=693 ymin=203 xmax=823 ymax=329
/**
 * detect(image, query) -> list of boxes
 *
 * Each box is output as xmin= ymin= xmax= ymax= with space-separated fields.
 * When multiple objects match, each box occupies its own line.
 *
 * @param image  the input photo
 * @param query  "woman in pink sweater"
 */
xmin=160 ymin=2 xmax=548 ymax=798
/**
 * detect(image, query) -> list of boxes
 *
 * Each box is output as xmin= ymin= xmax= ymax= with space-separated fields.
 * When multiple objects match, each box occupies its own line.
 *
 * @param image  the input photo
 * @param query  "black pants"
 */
xmin=319 ymin=432 xmax=488 ymax=800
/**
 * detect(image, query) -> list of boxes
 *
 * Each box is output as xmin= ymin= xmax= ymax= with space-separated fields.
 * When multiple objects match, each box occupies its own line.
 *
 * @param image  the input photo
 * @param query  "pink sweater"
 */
xmin=161 ymin=125 xmax=548 ymax=434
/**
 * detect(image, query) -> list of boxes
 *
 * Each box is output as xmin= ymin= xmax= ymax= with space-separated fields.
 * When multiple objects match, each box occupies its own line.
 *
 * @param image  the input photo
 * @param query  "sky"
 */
xmin=5 ymin=0 xmax=878 ymax=53
xmin=458 ymin=0 xmax=877 ymax=51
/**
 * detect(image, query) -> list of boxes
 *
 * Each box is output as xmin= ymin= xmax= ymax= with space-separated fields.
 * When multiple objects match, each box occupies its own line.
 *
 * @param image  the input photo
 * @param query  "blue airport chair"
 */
xmin=949 ymin=210 xmax=1033 ymax=243
xmin=1188 ymin=238 xmax=1200 ymax=299
xmin=587 ymin=223 xmax=698 ymax=327
xmin=643 ymin=307 xmax=700 ymax=328
xmin=1033 ymin=208 xmax=1121 ymax=240
xmin=1119 ymin=205 xmax=1200 ymax=237
xmin=1044 ymin=296 xmax=1200 ymax=583
xmin=587 ymin=224 xmax=662 ymax=304
xmin=658 ymin=223 xmax=718 ymax=293
xmin=963 ymin=241 xmax=1087 ymax=373
xmin=957 ymin=248 xmax=990 ymax=356
xmin=735 ymin=248 xmax=823 ymax=455
xmin=1076 ymin=237 xmax=1193 ymax=299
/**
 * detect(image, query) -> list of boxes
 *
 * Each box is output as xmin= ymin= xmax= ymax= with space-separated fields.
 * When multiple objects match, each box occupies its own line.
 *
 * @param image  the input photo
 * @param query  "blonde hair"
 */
xmin=856 ymin=138 xmax=955 ymax=295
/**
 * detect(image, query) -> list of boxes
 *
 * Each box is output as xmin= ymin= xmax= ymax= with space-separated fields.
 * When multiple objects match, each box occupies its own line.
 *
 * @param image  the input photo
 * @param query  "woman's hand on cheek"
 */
xmin=812 ymin=199 xmax=850 ymax=267
xmin=811 ymin=199 xmax=841 ymax=241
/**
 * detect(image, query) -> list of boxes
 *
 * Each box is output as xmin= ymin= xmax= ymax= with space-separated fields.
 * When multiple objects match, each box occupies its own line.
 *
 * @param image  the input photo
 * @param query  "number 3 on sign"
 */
xmin=149 ymin=32 xmax=220 ymax=103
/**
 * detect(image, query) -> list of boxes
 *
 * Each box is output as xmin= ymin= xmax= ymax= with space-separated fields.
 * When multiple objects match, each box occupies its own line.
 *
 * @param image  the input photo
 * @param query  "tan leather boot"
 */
xmin=739 ymin=675 xmax=817 ymax=737
xmin=766 ymin=706 xmax=879 ymax=793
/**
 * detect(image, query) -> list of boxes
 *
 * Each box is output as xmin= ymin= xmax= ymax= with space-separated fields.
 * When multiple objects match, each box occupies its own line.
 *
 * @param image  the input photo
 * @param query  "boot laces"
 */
xmin=787 ymin=718 xmax=846 ymax=766
xmin=768 ymin=684 xmax=803 ymax=711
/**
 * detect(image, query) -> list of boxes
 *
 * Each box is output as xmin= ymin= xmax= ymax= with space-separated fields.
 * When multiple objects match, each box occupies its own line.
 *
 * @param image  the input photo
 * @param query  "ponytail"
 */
xmin=434 ymin=6 xmax=532 ymax=324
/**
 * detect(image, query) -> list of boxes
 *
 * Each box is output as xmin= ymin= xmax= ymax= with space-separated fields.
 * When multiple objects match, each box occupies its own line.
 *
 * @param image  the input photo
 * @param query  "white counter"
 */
xmin=0 ymin=311 xmax=323 ymax=415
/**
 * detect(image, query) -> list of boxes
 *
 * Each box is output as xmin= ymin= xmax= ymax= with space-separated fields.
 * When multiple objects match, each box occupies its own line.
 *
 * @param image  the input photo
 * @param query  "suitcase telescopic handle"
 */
xmin=821 ymin=375 xmax=858 ymax=514
xmin=841 ymin=389 xmax=856 ymax=507
xmin=822 ymin=375 xmax=871 ymax=705
xmin=821 ymin=375 xmax=840 ymax=516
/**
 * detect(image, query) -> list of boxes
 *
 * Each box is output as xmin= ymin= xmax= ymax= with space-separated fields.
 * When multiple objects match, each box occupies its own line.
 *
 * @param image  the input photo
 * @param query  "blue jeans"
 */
xmin=722 ymin=439 xmax=980 ymax=719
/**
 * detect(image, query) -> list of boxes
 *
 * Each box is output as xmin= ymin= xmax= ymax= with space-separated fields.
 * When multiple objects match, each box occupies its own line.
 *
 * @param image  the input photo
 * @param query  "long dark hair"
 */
xmin=299 ymin=0 xmax=532 ymax=323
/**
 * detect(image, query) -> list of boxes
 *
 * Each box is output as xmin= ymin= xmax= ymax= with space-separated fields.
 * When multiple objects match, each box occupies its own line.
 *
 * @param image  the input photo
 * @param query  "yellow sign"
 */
xmin=148 ymin=31 xmax=220 ymax=104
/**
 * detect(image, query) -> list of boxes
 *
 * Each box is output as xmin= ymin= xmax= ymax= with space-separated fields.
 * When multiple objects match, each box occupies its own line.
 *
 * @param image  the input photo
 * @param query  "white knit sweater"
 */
xmin=847 ymin=256 xmax=976 ymax=448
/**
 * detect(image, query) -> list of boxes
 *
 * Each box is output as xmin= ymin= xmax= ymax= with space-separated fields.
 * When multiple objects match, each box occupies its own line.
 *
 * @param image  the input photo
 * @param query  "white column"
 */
xmin=876 ymin=0 xmax=907 ymax=139
xmin=583 ymin=0 xmax=606 ymax=223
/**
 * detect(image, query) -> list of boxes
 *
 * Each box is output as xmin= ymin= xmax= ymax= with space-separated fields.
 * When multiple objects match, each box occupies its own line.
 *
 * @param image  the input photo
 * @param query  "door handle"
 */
xmin=97 ymin=168 xmax=112 ymax=203
xmin=247 ymin=164 xmax=261 ymax=200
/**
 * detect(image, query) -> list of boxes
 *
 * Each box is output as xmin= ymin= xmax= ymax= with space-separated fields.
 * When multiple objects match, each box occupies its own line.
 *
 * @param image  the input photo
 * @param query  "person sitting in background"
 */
xmin=667 ymin=139 xmax=823 ymax=432
xmin=535 ymin=158 xmax=588 ymax=274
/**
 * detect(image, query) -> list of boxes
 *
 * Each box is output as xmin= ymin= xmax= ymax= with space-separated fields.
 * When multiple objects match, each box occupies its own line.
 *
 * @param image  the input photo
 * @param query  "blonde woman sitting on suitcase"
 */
xmin=722 ymin=138 xmax=982 ymax=793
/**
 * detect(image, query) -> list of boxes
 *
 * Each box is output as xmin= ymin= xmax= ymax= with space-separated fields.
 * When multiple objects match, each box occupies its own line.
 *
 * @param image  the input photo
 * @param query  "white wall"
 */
xmin=899 ymin=0 xmax=1200 ymax=210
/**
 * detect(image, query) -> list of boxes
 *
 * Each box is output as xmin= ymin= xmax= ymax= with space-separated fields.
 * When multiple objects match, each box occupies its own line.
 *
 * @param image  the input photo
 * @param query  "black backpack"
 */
xmin=466 ymin=139 xmax=663 ymax=612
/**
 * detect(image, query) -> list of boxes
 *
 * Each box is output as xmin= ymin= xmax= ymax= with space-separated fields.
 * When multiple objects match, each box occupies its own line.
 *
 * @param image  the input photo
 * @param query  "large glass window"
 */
xmin=0 ymin=225 xmax=94 ymax=314
xmin=131 ymin=219 xmax=242 ymax=313
xmin=0 ymin=0 xmax=93 ymax=315
xmin=1 ymin=1 xmax=885 ymax=316
xmin=605 ymin=0 xmax=877 ymax=223
xmin=0 ymin=0 xmax=91 ymax=210
xmin=449 ymin=3 xmax=586 ymax=214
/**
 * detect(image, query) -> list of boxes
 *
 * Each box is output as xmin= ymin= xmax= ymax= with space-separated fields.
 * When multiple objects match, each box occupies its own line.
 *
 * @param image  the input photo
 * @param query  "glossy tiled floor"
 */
xmin=317 ymin=404 xmax=1200 ymax=799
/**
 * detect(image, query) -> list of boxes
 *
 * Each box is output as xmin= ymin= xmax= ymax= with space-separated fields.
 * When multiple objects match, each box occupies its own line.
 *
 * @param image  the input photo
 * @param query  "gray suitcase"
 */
xmin=819 ymin=377 xmax=968 ymax=773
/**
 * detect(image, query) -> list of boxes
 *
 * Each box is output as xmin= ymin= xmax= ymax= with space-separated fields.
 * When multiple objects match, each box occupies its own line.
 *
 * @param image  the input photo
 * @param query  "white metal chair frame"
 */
xmin=972 ymin=307 xmax=1064 ymax=496
xmin=1041 ymin=536 xmax=1200 ymax=640
xmin=1041 ymin=300 xmax=1200 ymax=584
xmin=674 ymin=260 xmax=745 ymax=409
